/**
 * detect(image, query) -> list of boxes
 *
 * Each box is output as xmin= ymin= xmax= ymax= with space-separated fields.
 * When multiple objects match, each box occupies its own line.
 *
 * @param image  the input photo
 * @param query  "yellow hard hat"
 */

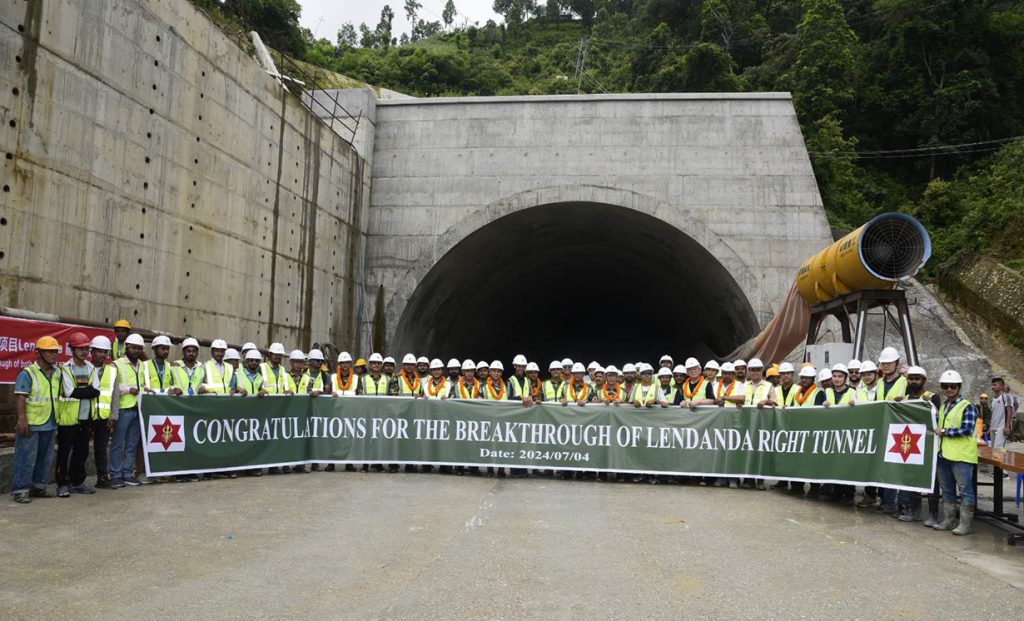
xmin=114 ymin=319 xmax=131 ymax=329
xmin=980 ymin=393 xmax=988 ymax=398
xmin=354 ymin=358 xmax=367 ymax=366
xmin=35 ymin=336 xmax=60 ymax=351
xmin=765 ymin=366 xmax=779 ymax=378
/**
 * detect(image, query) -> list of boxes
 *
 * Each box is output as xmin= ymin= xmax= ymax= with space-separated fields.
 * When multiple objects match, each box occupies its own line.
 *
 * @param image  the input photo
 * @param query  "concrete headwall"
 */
xmin=0 ymin=0 xmax=368 ymax=350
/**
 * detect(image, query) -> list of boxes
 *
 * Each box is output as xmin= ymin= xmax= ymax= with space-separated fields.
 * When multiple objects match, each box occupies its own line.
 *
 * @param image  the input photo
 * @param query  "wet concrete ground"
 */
xmin=1 ymin=471 xmax=1022 ymax=620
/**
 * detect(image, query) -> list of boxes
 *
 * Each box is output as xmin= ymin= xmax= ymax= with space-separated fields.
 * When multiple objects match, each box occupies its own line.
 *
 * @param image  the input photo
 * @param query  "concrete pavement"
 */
xmin=1 ymin=472 xmax=1022 ymax=620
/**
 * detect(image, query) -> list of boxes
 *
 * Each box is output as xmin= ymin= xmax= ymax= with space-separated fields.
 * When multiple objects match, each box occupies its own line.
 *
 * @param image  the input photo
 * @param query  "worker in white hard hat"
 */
xmin=423 ymin=359 xmax=450 ymax=401
xmin=108 ymin=333 xmax=146 ymax=488
xmin=451 ymin=360 xmax=481 ymax=400
xmin=559 ymin=359 xmax=574 ymax=383
xmin=679 ymin=358 xmax=713 ymax=409
xmin=760 ymin=362 xmax=794 ymax=409
xmin=331 ymin=352 xmax=358 ymax=397
xmin=876 ymin=347 xmax=908 ymax=401
xmin=713 ymin=362 xmax=745 ymax=407
xmin=791 ymin=365 xmax=825 ymax=408
xmin=657 ymin=367 xmax=676 ymax=404
xmin=591 ymin=366 xmax=606 ymax=396
xmin=475 ymin=360 xmax=490 ymax=382
xmin=392 ymin=354 xmax=423 ymax=398
xmin=733 ymin=359 xmax=748 ymax=383
xmin=359 ymin=353 xmax=392 ymax=472
xmin=702 ymin=360 xmax=720 ymax=383
xmin=509 ymin=355 xmax=530 ymax=401
xmin=142 ymin=335 xmax=180 ymax=396
xmin=524 ymin=362 xmax=542 ymax=404
xmin=173 ymin=337 xmax=205 ymax=397
xmin=446 ymin=358 xmax=461 ymax=384
xmin=260 ymin=343 xmax=293 ymax=396
xmin=658 ymin=355 xmax=674 ymax=370
xmin=633 ymin=365 xmax=667 ymax=409
xmin=932 ymin=369 xmax=978 ymax=535
xmin=301 ymin=349 xmax=327 ymax=396
xmin=744 ymin=359 xmax=772 ymax=409
xmin=541 ymin=361 xmax=564 ymax=403
xmin=284 ymin=350 xmax=312 ymax=474
xmin=482 ymin=361 xmax=507 ymax=401
xmin=198 ymin=338 xmax=233 ymax=395
xmin=621 ymin=363 xmax=639 ymax=403
xmin=891 ymin=365 xmax=941 ymax=522
xmin=87 ymin=336 xmax=118 ymax=489
xmin=233 ymin=349 xmax=267 ymax=477
xmin=382 ymin=356 xmax=396 ymax=379
xmin=599 ymin=366 xmax=625 ymax=404
xmin=560 ymin=362 xmax=592 ymax=407
xmin=816 ymin=368 xmax=833 ymax=392
xmin=416 ymin=356 xmax=430 ymax=377
xmin=856 ymin=361 xmax=881 ymax=403
xmin=823 ymin=364 xmax=855 ymax=407
xmin=846 ymin=359 xmax=862 ymax=388
xmin=223 ymin=348 xmax=241 ymax=371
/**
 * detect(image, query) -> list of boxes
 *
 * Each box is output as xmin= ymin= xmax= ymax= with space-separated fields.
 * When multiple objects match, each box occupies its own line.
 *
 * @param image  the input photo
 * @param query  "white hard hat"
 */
xmin=549 ymin=360 xmax=562 ymax=371
xmin=383 ymin=356 xmax=395 ymax=365
xmin=224 ymin=348 xmax=241 ymax=361
xmin=244 ymin=349 xmax=263 ymax=361
xmin=337 ymin=351 xmax=352 ymax=363
xmin=594 ymin=365 xmax=605 ymax=374
xmin=90 ymin=335 xmax=112 ymax=350
xmin=847 ymin=359 xmax=862 ymax=371
xmin=859 ymin=360 xmax=878 ymax=373
xmin=939 ymin=370 xmax=963 ymax=384
xmin=605 ymin=365 xmax=620 ymax=376
xmin=748 ymin=358 xmax=764 ymax=369
xmin=152 ymin=335 xmax=172 ymax=348
xmin=622 ymin=363 xmax=637 ymax=374
xmin=561 ymin=358 xmax=573 ymax=368
xmin=181 ymin=337 xmax=200 ymax=350
xmin=125 ymin=333 xmax=145 ymax=346
xmin=447 ymin=358 xmax=461 ymax=368
xmin=659 ymin=354 xmax=673 ymax=363
xmin=430 ymin=358 xmax=444 ymax=369
xmin=571 ymin=362 xmax=586 ymax=373
xmin=477 ymin=360 xmax=490 ymax=369
xmin=588 ymin=360 xmax=600 ymax=370
xmin=906 ymin=365 xmax=927 ymax=378
xmin=241 ymin=342 xmax=256 ymax=353
xmin=878 ymin=347 xmax=900 ymax=363
xmin=462 ymin=359 xmax=476 ymax=371
xmin=733 ymin=359 xmax=747 ymax=368
xmin=778 ymin=362 xmax=795 ymax=374
xmin=672 ymin=364 xmax=686 ymax=374
xmin=705 ymin=360 xmax=720 ymax=371
xmin=657 ymin=367 xmax=672 ymax=377
xmin=526 ymin=362 xmax=540 ymax=372
xmin=490 ymin=360 xmax=504 ymax=371
xmin=817 ymin=369 xmax=832 ymax=383
xmin=831 ymin=363 xmax=849 ymax=375
xmin=417 ymin=356 xmax=429 ymax=365
xmin=269 ymin=342 xmax=286 ymax=355
xmin=308 ymin=349 xmax=324 ymax=360
xmin=799 ymin=366 xmax=817 ymax=378
xmin=289 ymin=349 xmax=305 ymax=361
xmin=721 ymin=362 xmax=735 ymax=373
xmin=211 ymin=339 xmax=227 ymax=350
xmin=685 ymin=357 xmax=700 ymax=369
xmin=402 ymin=353 xmax=417 ymax=365
xmin=513 ymin=355 xmax=528 ymax=366
xmin=638 ymin=363 xmax=654 ymax=374
xmin=368 ymin=353 xmax=384 ymax=363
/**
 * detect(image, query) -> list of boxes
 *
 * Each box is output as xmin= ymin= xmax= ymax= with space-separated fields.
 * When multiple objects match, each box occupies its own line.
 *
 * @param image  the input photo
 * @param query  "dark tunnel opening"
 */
xmin=392 ymin=203 xmax=759 ymax=366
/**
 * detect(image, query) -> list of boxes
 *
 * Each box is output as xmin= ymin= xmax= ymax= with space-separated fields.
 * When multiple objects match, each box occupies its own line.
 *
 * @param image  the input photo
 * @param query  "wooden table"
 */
xmin=976 ymin=446 xmax=1024 ymax=545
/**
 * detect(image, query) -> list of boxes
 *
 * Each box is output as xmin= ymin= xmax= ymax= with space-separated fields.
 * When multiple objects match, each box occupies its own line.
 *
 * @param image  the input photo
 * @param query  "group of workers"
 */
xmin=10 ymin=320 xmax=983 ymax=535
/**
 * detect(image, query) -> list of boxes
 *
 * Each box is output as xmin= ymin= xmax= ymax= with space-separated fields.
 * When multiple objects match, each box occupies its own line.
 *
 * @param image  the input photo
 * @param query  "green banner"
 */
xmin=139 ymin=395 xmax=937 ymax=491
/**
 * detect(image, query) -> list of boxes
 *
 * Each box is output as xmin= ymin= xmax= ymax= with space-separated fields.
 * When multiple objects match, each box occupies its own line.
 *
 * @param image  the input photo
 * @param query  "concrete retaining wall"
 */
xmin=0 ymin=0 xmax=369 ymax=350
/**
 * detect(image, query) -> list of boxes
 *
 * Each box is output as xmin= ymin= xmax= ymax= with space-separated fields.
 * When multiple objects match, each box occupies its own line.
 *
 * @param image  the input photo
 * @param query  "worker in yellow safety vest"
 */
xmin=824 ymin=364 xmax=856 ymax=406
xmin=55 ymin=332 xmax=101 ymax=497
xmin=392 ymin=353 xmax=423 ymax=397
xmin=173 ymin=338 xmax=205 ymax=396
xmin=110 ymin=333 xmax=146 ymax=487
xmin=932 ymin=369 xmax=979 ymax=535
xmin=111 ymin=319 xmax=131 ymax=361
xmin=856 ymin=361 xmax=881 ymax=402
xmin=331 ymin=352 xmax=358 ymax=396
xmin=524 ymin=362 xmax=543 ymax=405
xmin=10 ymin=336 xmax=63 ymax=502
xmin=508 ymin=355 xmax=530 ymax=401
xmin=198 ymin=338 xmax=233 ymax=395
xmin=745 ymin=358 xmax=772 ymax=408
xmin=877 ymin=347 xmax=908 ymax=401
xmin=90 ymin=336 xmax=118 ymax=488
xmin=261 ymin=342 xmax=295 ymax=395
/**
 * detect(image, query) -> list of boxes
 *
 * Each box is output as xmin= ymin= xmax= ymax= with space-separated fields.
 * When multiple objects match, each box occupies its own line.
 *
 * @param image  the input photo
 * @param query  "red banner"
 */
xmin=0 ymin=317 xmax=115 ymax=383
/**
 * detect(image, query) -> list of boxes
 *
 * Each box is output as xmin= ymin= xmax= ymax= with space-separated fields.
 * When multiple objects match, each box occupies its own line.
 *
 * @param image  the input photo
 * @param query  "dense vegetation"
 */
xmin=193 ymin=0 xmax=1024 ymax=276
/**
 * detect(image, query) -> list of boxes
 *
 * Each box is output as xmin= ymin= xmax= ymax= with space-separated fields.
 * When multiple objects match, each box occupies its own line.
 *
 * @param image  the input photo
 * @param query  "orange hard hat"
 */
xmin=35 ymin=336 xmax=60 ymax=351
xmin=114 ymin=319 xmax=131 ymax=329
xmin=68 ymin=332 xmax=91 ymax=348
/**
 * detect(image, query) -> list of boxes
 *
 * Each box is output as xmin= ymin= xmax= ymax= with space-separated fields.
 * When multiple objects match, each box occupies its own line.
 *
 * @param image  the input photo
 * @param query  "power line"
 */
xmin=807 ymin=135 xmax=1022 ymax=159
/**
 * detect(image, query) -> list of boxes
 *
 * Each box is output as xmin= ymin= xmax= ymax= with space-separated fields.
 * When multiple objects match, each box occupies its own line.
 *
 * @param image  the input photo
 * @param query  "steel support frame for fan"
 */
xmin=804 ymin=289 xmax=919 ymax=366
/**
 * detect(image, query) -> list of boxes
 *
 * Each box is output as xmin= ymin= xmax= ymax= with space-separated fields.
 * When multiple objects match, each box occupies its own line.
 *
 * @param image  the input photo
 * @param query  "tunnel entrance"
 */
xmin=392 ymin=202 xmax=759 ymax=366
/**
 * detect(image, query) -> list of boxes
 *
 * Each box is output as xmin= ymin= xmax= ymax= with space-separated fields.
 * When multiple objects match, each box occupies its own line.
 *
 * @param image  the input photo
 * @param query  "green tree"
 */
xmin=443 ymin=0 xmax=457 ymax=28
xmin=218 ymin=0 xmax=307 ymax=57
xmin=338 ymin=23 xmax=357 ymax=47
xmin=791 ymin=0 xmax=858 ymax=124
xmin=375 ymin=5 xmax=396 ymax=48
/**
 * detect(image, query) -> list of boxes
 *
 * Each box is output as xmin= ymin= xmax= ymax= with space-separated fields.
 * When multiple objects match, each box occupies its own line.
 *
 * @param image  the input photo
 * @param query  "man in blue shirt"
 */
xmin=10 ymin=336 xmax=62 ymax=503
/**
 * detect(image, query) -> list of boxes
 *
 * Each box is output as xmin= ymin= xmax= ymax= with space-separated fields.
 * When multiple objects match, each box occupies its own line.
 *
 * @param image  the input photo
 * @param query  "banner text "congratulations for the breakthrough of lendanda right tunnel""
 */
xmin=141 ymin=396 xmax=936 ymax=491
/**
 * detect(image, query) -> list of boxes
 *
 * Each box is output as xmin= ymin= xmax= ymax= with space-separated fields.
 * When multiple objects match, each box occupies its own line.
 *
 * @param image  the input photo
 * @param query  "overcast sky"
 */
xmin=298 ymin=0 xmax=502 ymax=42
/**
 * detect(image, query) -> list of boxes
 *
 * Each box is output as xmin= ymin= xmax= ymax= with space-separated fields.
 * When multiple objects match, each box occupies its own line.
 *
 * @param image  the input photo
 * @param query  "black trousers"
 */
xmin=56 ymin=422 xmax=91 ymax=486
xmin=88 ymin=418 xmax=111 ymax=479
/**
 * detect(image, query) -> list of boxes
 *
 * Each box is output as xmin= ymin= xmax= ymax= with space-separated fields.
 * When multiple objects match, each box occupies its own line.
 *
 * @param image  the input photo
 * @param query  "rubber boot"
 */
xmin=952 ymin=506 xmax=974 ymax=536
xmin=922 ymin=496 xmax=940 ymax=527
xmin=932 ymin=502 xmax=957 ymax=531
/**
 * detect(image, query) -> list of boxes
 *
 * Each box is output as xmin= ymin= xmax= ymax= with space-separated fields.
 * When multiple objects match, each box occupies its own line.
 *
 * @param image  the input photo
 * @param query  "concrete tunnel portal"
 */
xmin=391 ymin=202 xmax=760 ymax=366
